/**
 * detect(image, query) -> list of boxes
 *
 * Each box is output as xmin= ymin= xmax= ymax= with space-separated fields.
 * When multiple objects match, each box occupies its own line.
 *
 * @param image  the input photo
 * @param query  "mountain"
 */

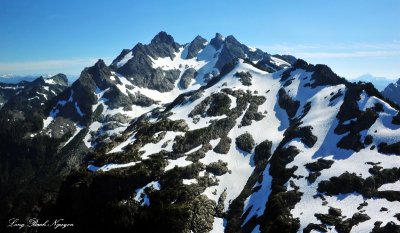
xmin=0 ymin=74 xmax=38 ymax=83
xmin=382 ymin=78 xmax=400 ymax=106
xmin=1 ymin=32 xmax=400 ymax=233
xmin=40 ymin=32 xmax=294 ymax=148
xmin=0 ymin=74 xmax=68 ymax=109
xmin=352 ymin=74 xmax=393 ymax=91
xmin=0 ymin=73 xmax=70 ymax=227
xmin=0 ymin=74 xmax=79 ymax=85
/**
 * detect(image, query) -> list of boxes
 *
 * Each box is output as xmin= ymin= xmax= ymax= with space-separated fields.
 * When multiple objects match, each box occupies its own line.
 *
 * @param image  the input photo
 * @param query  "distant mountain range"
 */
xmin=0 ymin=74 xmax=38 ymax=83
xmin=352 ymin=74 xmax=394 ymax=91
xmin=0 ymin=74 xmax=78 ymax=85
xmin=1 ymin=32 xmax=400 ymax=233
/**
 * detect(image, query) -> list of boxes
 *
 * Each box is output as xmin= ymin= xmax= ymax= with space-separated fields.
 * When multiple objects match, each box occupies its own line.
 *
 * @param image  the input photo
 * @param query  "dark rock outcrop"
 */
xmin=306 ymin=161 xmax=331 ymax=175
xmin=189 ymin=92 xmax=231 ymax=117
xmin=213 ymin=136 xmax=232 ymax=154
xmin=378 ymin=141 xmax=400 ymax=155
xmin=318 ymin=168 xmax=400 ymax=201
xmin=305 ymin=159 xmax=334 ymax=183
xmin=210 ymin=33 xmax=224 ymax=50
xmin=179 ymin=68 xmax=197 ymax=89
xmin=235 ymin=132 xmax=255 ymax=153
xmin=310 ymin=64 xmax=347 ymax=88
xmin=206 ymin=160 xmax=229 ymax=176
xmin=254 ymin=140 xmax=272 ymax=164
xmin=186 ymin=36 xmax=207 ymax=59
xmin=278 ymin=88 xmax=300 ymax=119
xmin=234 ymin=71 xmax=252 ymax=86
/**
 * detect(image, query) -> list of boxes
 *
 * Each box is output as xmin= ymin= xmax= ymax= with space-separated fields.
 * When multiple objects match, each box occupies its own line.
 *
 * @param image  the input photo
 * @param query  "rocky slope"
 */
xmin=57 ymin=57 xmax=400 ymax=233
xmin=382 ymin=78 xmax=400 ymax=106
xmin=1 ymin=32 xmax=400 ymax=233
xmin=0 ymin=74 xmax=71 ymax=227
xmin=0 ymin=74 xmax=64 ymax=108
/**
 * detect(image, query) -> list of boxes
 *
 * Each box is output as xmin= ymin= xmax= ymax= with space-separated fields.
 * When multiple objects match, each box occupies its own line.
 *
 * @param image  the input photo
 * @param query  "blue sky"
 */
xmin=0 ymin=0 xmax=399 ymax=80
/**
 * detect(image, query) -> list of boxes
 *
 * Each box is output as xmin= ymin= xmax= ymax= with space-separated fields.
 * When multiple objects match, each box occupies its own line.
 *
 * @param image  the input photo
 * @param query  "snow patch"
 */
xmin=134 ymin=181 xmax=161 ymax=206
xmin=165 ymin=156 xmax=192 ymax=171
xmin=210 ymin=217 xmax=225 ymax=233
xmin=87 ymin=161 xmax=138 ymax=172
xmin=378 ymin=180 xmax=400 ymax=191
xmin=116 ymin=51 xmax=133 ymax=68
xmin=182 ymin=179 xmax=197 ymax=185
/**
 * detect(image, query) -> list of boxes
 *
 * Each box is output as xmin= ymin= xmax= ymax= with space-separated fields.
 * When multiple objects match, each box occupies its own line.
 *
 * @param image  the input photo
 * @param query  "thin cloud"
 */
xmin=0 ymin=57 xmax=112 ymax=75
xmin=257 ymin=41 xmax=400 ymax=59
xmin=296 ymin=50 xmax=400 ymax=59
